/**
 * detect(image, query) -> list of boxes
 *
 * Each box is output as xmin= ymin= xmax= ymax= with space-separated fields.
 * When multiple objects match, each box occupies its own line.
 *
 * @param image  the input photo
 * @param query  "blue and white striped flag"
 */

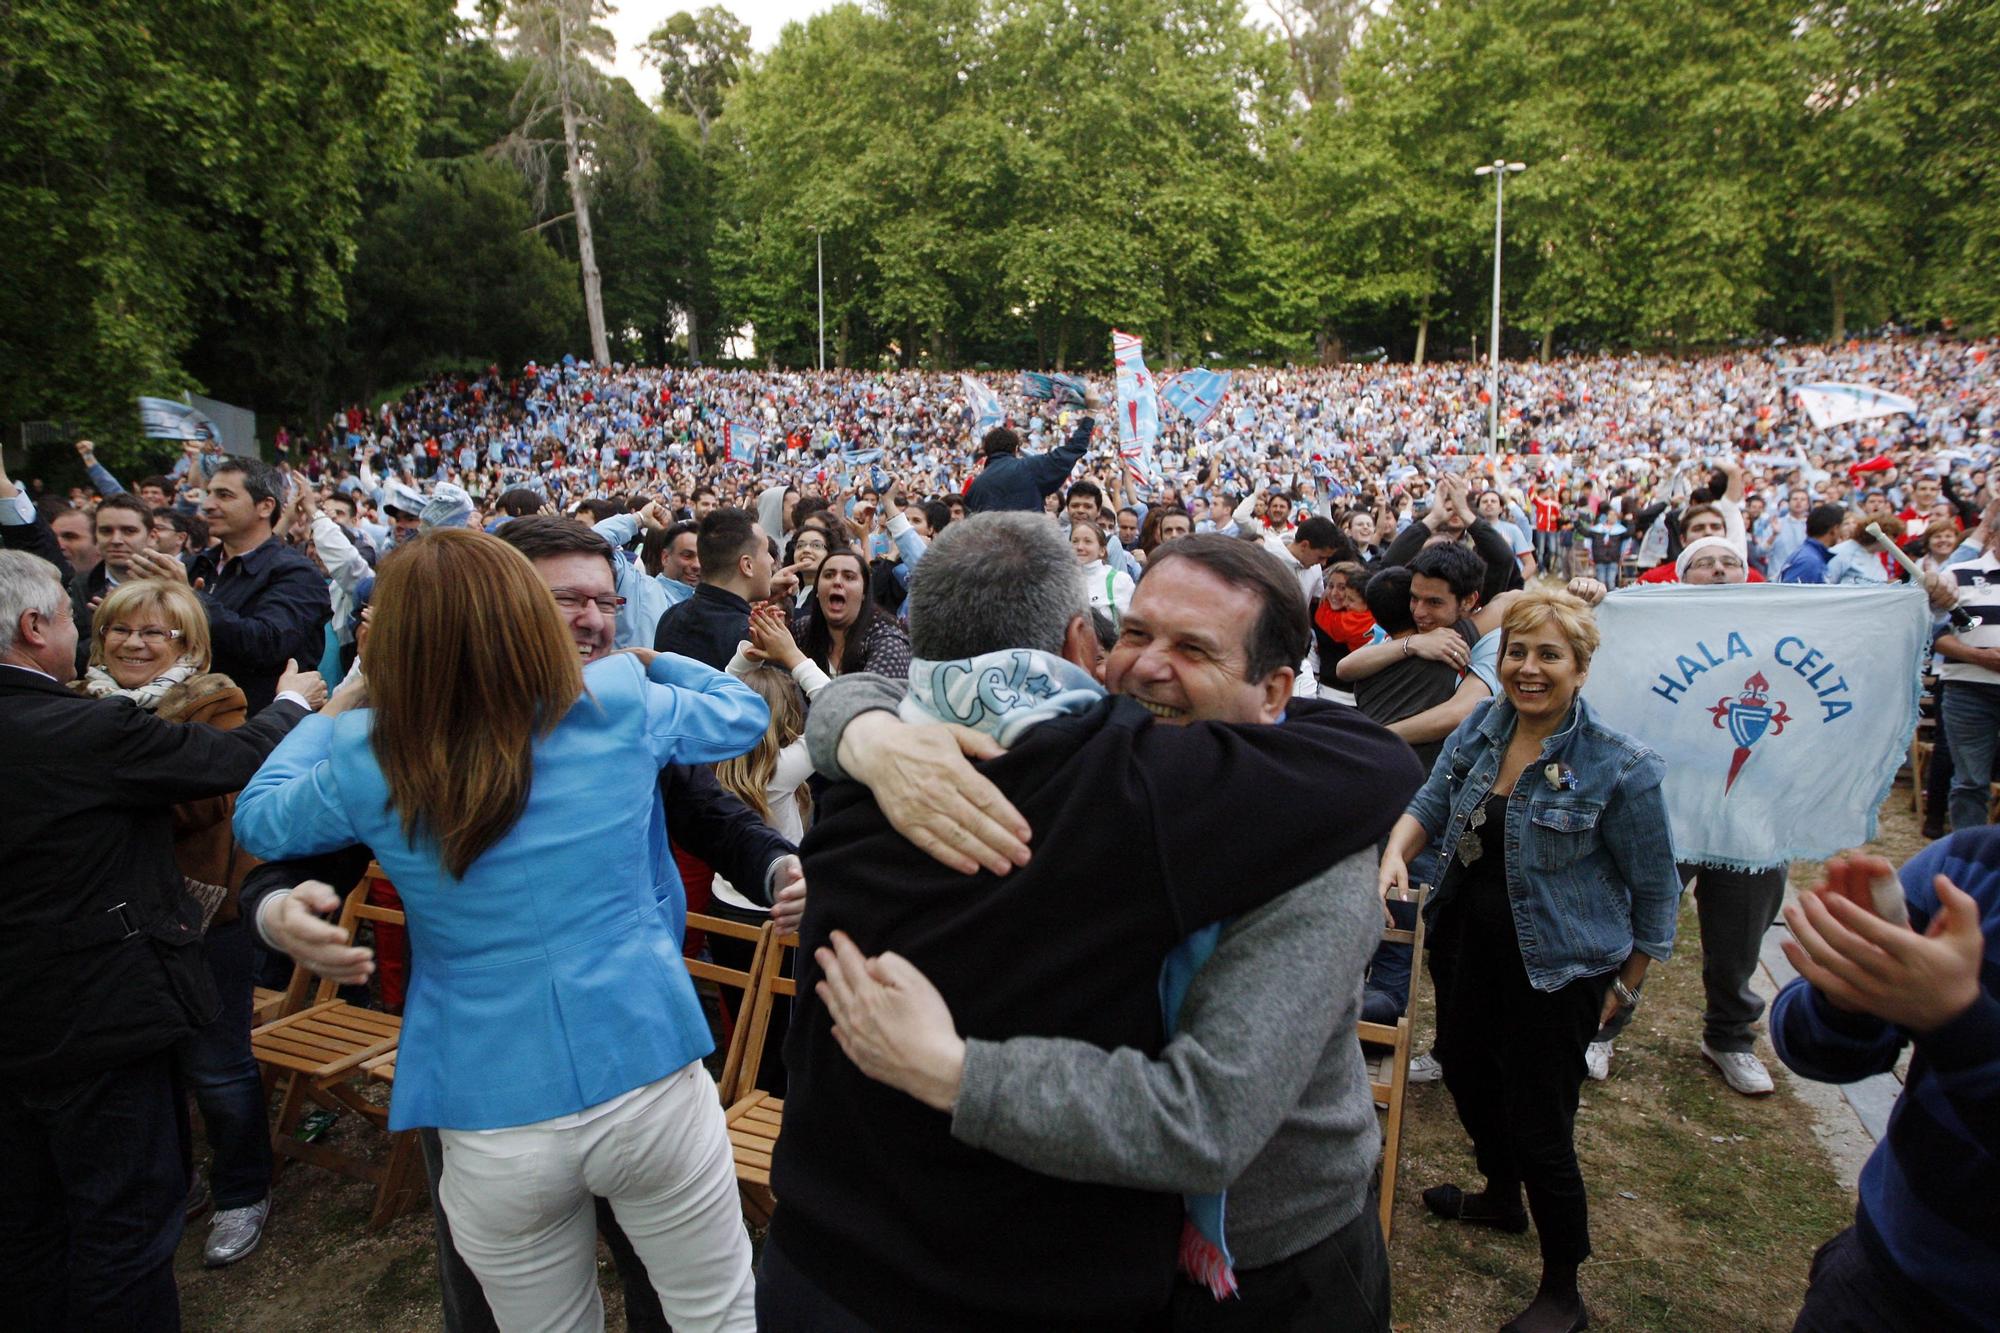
xmin=1020 ymin=372 xmax=1090 ymax=406
xmin=962 ymin=374 xmax=1003 ymax=435
xmin=1113 ymin=330 xmax=1163 ymax=489
xmin=1162 ymin=370 xmax=1232 ymax=430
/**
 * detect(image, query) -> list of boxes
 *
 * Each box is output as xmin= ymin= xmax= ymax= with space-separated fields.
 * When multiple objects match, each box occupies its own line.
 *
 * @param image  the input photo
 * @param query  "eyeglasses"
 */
xmin=550 ymin=589 xmax=625 ymax=616
xmin=104 ymin=625 xmax=182 ymax=646
xmin=792 ymin=538 xmax=828 ymax=552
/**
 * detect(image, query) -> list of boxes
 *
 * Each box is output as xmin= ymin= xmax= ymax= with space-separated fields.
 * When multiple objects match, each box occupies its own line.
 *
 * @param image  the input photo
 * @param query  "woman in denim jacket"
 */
xmin=1378 ymin=586 xmax=1679 ymax=1333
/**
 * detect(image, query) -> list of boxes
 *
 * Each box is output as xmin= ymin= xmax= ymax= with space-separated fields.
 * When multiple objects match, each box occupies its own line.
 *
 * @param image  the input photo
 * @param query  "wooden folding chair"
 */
xmin=251 ymin=864 xmax=421 ymax=1231
xmin=683 ymin=913 xmax=774 ymax=1106
xmin=722 ymin=929 xmax=797 ymax=1226
xmin=1356 ymin=886 xmax=1429 ymax=1244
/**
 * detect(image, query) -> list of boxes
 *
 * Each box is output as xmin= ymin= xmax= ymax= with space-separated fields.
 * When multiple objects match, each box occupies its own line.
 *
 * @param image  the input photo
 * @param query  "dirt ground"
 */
xmin=177 ymin=786 xmax=1930 ymax=1331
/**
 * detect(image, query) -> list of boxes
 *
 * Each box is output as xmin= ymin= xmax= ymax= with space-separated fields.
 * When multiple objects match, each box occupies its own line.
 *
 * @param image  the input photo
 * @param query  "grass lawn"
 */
xmin=178 ymin=795 xmax=1925 ymax=1330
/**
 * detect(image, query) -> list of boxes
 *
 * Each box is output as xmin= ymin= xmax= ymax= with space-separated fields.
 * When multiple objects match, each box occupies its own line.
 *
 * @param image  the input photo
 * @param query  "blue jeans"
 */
xmin=1593 ymin=560 xmax=1619 ymax=587
xmin=178 ymin=917 xmax=274 ymax=1209
xmin=0 ymin=1049 xmax=188 ymax=1329
xmin=1941 ymin=680 xmax=2000 ymax=834
xmin=1361 ymin=897 xmax=1420 ymax=1026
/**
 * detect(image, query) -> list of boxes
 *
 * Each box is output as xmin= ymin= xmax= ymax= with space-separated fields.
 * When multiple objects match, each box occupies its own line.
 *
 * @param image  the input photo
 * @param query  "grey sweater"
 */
xmin=806 ymin=673 xmax=1385 ymax=1269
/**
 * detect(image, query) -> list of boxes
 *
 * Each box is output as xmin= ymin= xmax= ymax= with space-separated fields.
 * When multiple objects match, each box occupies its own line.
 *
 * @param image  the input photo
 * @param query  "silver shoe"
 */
xmin=203 ymin=1197 xmax=271 ymax=1267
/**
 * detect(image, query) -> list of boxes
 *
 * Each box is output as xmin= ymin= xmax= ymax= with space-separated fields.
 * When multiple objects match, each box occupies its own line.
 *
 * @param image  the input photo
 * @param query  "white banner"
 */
xmin=1794 ymin=381 xmax=1920 ymax=430
xmin=1582 ymin=584 xmax=1928 ymax=869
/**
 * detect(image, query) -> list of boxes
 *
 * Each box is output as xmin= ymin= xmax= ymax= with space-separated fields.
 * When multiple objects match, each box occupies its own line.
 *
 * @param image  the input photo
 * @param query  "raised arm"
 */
xmin=638 ymin=650 xmax=772 ymax=766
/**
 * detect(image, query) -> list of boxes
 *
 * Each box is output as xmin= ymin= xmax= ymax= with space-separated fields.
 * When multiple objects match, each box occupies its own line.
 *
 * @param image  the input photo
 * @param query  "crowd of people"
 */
xmin=2 ymin=334 xmax=1996 ymax=1333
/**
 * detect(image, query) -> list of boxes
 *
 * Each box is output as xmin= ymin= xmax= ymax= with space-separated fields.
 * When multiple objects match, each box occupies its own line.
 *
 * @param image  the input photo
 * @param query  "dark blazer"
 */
xmin=653 ymin=582 xmax=753 ymax=669
xmin=188 ymin=536 xmax=332 ymax=712
xmin=0 ymin=665 xmax=307 ymax=1084
xmin=238 ymin=762 xmax=797 ymax=927
xmin=964 ymin=417 xmax=1095 ymax=514
xmin=69 ymin=561 xmax=112 ymax=674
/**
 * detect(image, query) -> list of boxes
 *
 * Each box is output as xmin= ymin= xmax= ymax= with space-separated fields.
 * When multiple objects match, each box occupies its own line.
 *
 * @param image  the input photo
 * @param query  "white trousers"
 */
xmin=438 ymin=1062 xmax=755 ymax=1333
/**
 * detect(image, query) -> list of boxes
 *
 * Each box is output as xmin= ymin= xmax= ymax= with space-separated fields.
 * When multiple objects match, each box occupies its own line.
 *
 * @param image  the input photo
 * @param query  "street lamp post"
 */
xmin=815 ymin=228 xmax=825 ymax=373
xmin=1473 ymin=159 xmax=1525 ymax=453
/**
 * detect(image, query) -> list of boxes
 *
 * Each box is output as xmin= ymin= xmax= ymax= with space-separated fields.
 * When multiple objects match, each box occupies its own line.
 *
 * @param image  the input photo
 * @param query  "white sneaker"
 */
xmin=1585 ymin=1040 xmax=1614 ymax=1081
xmin=1701 ymin=1042 xmax=1775 ymax=1096
xmin=1407 ymin=1052 xmax=1443 ymax=1083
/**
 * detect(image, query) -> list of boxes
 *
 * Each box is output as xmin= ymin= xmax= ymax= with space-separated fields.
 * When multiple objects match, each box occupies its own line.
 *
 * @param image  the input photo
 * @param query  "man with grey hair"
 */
xmin=759 ymin=517 xmax=1420 ymax=1331
xmin=0 ymin=549 xmax=321 ymax=1327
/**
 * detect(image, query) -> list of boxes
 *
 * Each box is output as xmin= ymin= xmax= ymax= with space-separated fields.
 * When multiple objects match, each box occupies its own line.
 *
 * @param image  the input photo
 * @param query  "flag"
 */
xmin=722 ymin=419 xmax=762 ymax=463
xmin=1019 ymin=372 xmax=1090 ymax=406
xmin=1794 ymin=382 xmax=1920 ymax=430
xmin=1233 ymin=405 xmax=1257 ymax=431
xmin=137 ymin=396 xmax=219 ymax=443
xmin=1581 ymin=584 xmax=1927 ymax=869
xmin=962 ymin=374 xmax=1003 ymax=436
xmin=1162 ymin=369 xmax=1232 ymax=429
xmin=839 ymin=447 xmax=883 ymax=466
xmin=1112 ymin=330 xmax=1162 ymax=488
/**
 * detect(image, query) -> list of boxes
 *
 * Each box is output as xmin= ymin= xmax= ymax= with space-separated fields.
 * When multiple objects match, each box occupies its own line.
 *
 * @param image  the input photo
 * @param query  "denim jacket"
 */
xmin=1407 ymin=694 xmax=1680 ymax=991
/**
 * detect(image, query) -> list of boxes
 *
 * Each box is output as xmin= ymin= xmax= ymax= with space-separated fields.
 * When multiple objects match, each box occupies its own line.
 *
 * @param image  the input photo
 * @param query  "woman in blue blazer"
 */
xmin=235 ymin=528 xmax=767 ymax=1332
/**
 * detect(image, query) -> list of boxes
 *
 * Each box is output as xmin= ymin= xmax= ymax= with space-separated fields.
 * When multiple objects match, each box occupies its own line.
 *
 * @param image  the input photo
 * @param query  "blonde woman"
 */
xmin=233 ymin=529 xmax=768 ymax=1331
xmin=75 ymin=578 xmax=328 ymax=1266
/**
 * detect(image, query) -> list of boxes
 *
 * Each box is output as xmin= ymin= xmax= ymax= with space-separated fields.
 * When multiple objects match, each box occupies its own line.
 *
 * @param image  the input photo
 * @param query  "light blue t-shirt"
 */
xmin=1468 ymin=626 xmax=1501 ymax=695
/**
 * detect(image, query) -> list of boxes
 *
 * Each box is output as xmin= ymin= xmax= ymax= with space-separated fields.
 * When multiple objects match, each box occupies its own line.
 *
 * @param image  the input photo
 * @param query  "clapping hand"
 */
xmin=129 ymin=548 xmax=197 ymax=587
xmin=1781 ymin=854 xmax=1985 ymax=1033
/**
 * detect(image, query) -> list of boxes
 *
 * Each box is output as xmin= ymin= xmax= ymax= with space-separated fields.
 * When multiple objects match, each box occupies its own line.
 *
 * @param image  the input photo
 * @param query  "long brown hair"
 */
xmin=368 ymin=528 xmax=583 ymax=878
xmin=714 ymin=665 xmax=810 ymax=828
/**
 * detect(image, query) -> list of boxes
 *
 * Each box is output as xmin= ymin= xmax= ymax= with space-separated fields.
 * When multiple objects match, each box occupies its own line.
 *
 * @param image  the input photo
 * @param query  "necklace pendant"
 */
xmin=1454 ymin=829 xmax=1483 ymax=867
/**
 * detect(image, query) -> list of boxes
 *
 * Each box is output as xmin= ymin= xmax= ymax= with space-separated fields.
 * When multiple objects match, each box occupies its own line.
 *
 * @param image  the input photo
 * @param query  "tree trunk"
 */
xmin=561 ymin=96 xmax=610 ymax=365
xmin=1830 ymin=273 xmax=1848 ymax=343
xmin=685 ymin=303 xmax=702 ymax=364
xmin=1315 ymin=326 xmax=1343 ymax=366
xmin=1540 ymin=325 xmax=1554 ymax=361
xmin=1413 ymin=309 xmax=1430 ymax=369
xmin=1161 ymin=314 xmax=1175 ymax=368
xmin=837 ymin=310 xmax=851 ymax=370
xmin=1055 ymin=316 xmax=1069 ymax=372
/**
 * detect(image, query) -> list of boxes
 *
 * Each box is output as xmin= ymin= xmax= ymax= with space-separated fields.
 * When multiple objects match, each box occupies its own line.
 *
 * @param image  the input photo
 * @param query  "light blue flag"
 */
xmin=1162 ymin=370 xmax=1232 ymax=430
xmin=1233 ymin=405 xmax=1257 ymax=430
xmin=137 ymin=396 xmax=219 ymax=443
xmin=840 ymin=447 xmax=883 ymax=466
xmin=962 ymin=374 xmax=1004 ymax=435
xmin=723 ymin=419 xmax=763 ymax=463
xmin=1582 ymin=584 xmax=1928 ymax=869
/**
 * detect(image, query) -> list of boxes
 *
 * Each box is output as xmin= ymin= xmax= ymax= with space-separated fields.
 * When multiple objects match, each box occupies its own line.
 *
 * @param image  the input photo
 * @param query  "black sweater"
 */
xmin=770 ymin=695 xmax=1421 ymax=1330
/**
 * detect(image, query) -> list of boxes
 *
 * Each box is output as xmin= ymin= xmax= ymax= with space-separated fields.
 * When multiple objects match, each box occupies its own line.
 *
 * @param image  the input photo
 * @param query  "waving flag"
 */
xmin=1233 ymin=405 xmax=1257 ymax=431
xmin=1794 ymin=382 xmax=1920 ymax=430
xmin=137 ymin=396 xmax=220 ymax=443
xmin=1112 ymin=330 xmax=1163 ymax=489
xmin=839 ymin=447 xmax=883 ymax=466
xmin=721 ymin=419 xmax=762 ymax=463
xmin=1162 ymin=370 xmax=1232 ymax=429
xmin=1019 ymin=372 xmax=1090 ymax=406
xmin=962 ymin=374 xmax=1004 ymax=436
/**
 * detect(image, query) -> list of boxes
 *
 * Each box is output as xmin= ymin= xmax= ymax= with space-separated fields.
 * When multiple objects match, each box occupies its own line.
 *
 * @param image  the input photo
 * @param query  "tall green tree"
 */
xmin=0 ymin=0 xmax=448 ymax=461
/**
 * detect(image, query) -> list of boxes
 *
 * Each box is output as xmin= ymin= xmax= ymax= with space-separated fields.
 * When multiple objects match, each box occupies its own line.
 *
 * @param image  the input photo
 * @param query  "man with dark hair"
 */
xmin=1781 ymin=504 xmax=1849 ymax=584
xmin=652 ymin=507 xmax=775 ymax=667
xmin=1066 ymin=479 xmax=1105 ymax=529
xmin=150 ymin=508 xmax=199 ymax=562
xmin=1336 ymin=543 xmax=1501 ymax=755
xmin=1285 ymin=515 xmax=1348 ymax=603
xmin=125 ymin=458 xmax=329 ymax=713
xmin=965 ymin=389 xmax=1103 ymax=514
xmin=659 ymin=519 xmax=701 ymax=588
xmin=68 ymin=493 xmax=157 ymax=668
xmin=763 ymin=522 xmax=1419 ymax=1330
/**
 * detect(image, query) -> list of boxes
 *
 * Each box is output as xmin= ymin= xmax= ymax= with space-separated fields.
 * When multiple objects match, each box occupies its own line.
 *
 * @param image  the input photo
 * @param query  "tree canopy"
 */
xmin=4 ymin=0 xmax=1995 ymax=463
